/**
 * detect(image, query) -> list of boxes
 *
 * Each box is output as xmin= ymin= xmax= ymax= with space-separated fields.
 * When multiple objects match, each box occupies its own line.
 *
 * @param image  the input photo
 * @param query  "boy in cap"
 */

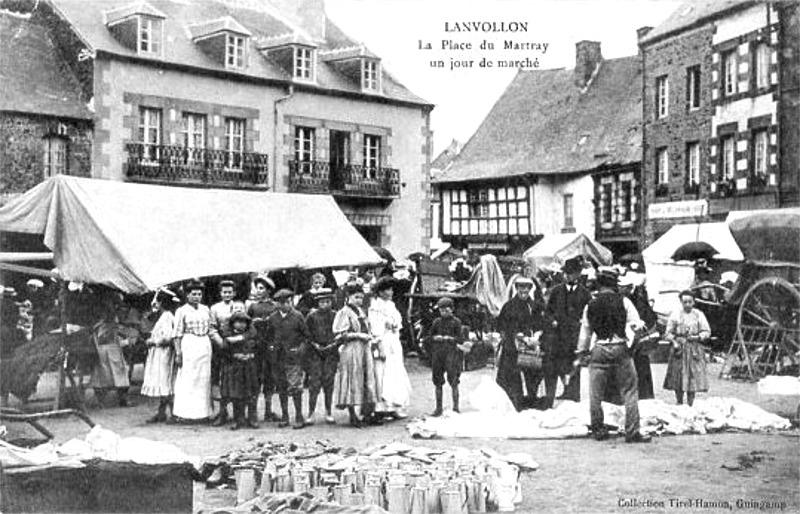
xmin=246 ymin=275 xmax=281 ymax=421
xmin=265 ymin=289 xmax=311 ymax=428
xmin=304 ymin=288 xmax=339 ymax=424
xmin=426 ymin=297 xmax=465 ymax=416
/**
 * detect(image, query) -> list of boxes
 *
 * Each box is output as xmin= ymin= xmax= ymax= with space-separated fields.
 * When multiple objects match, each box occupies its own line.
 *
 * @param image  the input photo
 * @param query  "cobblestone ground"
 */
xmin=5 ymin=359 xmax=799 ymax=513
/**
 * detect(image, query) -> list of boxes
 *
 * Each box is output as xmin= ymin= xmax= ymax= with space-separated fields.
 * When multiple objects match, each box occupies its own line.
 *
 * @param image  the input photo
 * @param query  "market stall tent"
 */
xmin=522 ymin=232 xmax=612 ymax=273
xmin=641 ymin=222 xmax=744 ymax=264
xmin=0 ymin=176 xmax=382 ymax=293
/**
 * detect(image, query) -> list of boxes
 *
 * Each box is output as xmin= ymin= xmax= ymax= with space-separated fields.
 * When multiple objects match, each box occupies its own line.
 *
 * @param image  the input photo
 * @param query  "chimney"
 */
xmin=575 ymin=40 xmax=602 ymax=87
xmin=637 ymin=26 xmax=653 ymax=40
xmin=266 ymin=0 xmax=326 ymax=41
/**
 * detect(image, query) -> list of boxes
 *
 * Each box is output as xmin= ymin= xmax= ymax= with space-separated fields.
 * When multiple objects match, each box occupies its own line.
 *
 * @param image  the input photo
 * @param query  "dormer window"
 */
xmin=138 ymin=17 xmax=162 ymax=55
xmin=320 ymin=45 xmax=382 ymax=94
xmin=294 ymin=46 xmax=315 ymax=81
xmin=362 ymin=59 xmax=380 ymax=92
xmin=190 ymin=16 xmax=251 ymax=71
xmin=226 ymin=34 xmax=246 ymax=69
xmin=105 ymin=2 xmax=166 ymax=58
xmin=257 ymin=35 xmax=318 ymax=83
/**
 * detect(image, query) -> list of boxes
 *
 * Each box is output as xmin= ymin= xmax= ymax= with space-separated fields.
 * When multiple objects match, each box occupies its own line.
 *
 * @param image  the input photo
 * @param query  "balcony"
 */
xmin=684 ymin=181 xmax=700 ymax=197
xmin=126 ymin=143 xmax=269 ymax=190
xmin=288 ymin=160 xmax=400 ymax=199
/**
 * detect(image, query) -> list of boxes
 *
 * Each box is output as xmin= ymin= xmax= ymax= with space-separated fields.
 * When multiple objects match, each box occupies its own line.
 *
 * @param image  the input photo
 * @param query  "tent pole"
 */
xmin=53 ymin=279 xmax=68 ymax=411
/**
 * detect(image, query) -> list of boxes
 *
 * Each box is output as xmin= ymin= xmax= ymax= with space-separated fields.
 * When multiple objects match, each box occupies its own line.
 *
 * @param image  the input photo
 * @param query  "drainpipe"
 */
xmin=272 ymin=85 xmax=294 ymax=191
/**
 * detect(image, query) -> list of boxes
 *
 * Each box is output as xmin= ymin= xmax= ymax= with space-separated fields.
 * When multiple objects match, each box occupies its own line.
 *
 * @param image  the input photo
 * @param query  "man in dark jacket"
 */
xmin=544 ymin=257 xmax=591 ymax=407
xmin=576 ymin=269 xmax=650 ymax=443
xmin=266 ymin=289 xmax=310 ymax=429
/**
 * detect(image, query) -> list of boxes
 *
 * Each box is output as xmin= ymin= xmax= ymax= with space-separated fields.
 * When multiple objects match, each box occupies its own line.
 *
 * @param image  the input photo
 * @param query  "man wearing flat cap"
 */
xmin=576 ymin=269 xmax=651 ymax=443
xmin=265 ymin=288 xmax=311 ymax=428
xmin=496 ymin=276 xmax=547 ymax=410
xmin=544 ymin=257 xmax=591 ymax=407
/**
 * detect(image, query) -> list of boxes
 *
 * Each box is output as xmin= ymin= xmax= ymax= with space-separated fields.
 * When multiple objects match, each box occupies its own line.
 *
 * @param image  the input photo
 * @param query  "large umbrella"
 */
xmin=371 ymin=246 xmax=395 ymax=264
xmin=671 ymin=241 xmax=719 ymax=261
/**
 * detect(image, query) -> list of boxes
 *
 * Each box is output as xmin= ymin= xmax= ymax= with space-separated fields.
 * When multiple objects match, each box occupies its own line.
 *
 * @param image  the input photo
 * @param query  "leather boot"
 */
xmin=431 ymin=386 xmax=443 ymax=417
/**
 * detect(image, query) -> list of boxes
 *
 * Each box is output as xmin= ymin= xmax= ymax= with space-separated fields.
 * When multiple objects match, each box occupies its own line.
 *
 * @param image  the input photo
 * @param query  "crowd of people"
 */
xmin=129 ymin=272 xmax=415 ymax=430
xmin=494 ymin=256 xmax=712 ymax=444
xmin=1 ymin=253 xmax=715 ymax=441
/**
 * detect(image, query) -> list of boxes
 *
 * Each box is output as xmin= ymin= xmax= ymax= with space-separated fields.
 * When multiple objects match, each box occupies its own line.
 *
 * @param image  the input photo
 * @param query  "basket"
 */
xmin=517 ymin=348 xmax=542 ymax=370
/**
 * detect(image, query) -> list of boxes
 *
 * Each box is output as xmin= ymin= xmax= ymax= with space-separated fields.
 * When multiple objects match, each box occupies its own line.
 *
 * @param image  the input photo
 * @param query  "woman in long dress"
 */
xmin=141 ymin=289 xmax=177 ymax=423
xmin=90 ymin=294 xmax=131 ymax=407
xmin=369 ymin=277 xmax=411 ymax=420
xmin=333 ymin=284 xmax=377 ymax=427
xmin=663 ymin=289 xmax=711 ymax=406
xmin=172 ymin=281 xmax=213 ymax=421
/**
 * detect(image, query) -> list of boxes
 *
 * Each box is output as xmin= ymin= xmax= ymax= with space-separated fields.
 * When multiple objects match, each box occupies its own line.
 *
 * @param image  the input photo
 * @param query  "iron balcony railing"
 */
xmin=288 ymin=160 xmax=400 ymax=198
xmin=126 ymin=143 xmax=269 ymax=189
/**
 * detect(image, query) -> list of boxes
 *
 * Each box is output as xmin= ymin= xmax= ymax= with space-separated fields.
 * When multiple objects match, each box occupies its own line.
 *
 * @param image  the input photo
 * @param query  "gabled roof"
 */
xmin=105 ymin=1 xmax=166 ymax=26
xmin=320 ymin=44 xmax=380 ymax=62
xmin=639 ymin=0 xmax=756 ymax=45
xmin=0 ymin=12 xmax=92 ymax=120
xmin=256 ymin=32 xmax=317 ymax=50
xmin=188 ymin=15 xmax=252 ymax=41
xmin=47 ymin=0 xmax=430 ymax=107
xmin=435 ymin=56 xmax=642 ymax=184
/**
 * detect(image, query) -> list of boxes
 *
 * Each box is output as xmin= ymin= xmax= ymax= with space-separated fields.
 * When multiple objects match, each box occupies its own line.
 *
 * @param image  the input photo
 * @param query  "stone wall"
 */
xmin=0 ymin=113 xmax=92 ymax=199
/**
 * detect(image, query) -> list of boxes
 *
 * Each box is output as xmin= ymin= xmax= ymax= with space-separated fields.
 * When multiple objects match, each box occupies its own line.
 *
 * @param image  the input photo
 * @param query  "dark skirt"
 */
xmin=220 ymin=358 xmax=259 ymax=400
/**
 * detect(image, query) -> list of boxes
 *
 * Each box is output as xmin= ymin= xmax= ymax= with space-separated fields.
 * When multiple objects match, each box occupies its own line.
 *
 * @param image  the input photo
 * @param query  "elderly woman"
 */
xmin=369 ymin=276 xmax=412 ymax=420
xmin=333 ymin=284 xmax=377 ymax=427
xmin=496 ymin=276 xmax=546 ymax=411
xmin=172 ymin=281 xmax=213 ymax=421
xmin=141 ymin=289 xmax=178 ymax=423
xmin=663 ymin=290 xmax=711 ymax=406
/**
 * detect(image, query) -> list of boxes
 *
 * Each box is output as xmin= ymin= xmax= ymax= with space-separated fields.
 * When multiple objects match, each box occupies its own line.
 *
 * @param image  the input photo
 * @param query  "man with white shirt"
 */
xmin=576 ymin=269 xmax=651 ymax=443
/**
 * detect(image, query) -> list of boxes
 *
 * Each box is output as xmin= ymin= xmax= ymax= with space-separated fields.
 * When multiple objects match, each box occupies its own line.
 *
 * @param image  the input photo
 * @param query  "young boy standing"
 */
xmin=304 ymin=289 xmax=339 ymax=424
xmin=426 ymin=297 xmax=465 ymax=416
xmin=266 ymin=289 xmax=310 ymax=429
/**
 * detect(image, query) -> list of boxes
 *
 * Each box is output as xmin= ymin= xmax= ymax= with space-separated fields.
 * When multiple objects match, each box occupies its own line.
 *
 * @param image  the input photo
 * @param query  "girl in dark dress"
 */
xmin=220 ymin=312 xmax=259 ymax=429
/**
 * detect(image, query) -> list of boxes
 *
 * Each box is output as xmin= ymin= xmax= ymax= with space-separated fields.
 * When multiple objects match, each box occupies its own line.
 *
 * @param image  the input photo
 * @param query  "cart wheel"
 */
xmin=736 ymin=277 xmax=800 ymax=376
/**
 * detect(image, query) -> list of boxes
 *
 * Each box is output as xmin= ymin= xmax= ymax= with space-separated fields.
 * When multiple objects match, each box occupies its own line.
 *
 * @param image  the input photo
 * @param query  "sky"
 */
xmin=326 ymin=0 xmax=683 ymax=157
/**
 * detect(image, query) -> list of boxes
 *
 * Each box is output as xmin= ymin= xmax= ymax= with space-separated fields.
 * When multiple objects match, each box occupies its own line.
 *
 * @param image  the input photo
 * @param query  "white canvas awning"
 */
xmin=523 ymin=232 xmax=613 ymax=273
xmin=0 ymin=176 xmax=382 ymax=293
xmin=641 ymin=222 xmax=744 ymax=263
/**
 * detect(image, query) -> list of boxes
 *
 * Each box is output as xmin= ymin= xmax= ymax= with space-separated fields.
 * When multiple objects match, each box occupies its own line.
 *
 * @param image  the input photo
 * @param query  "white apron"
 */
xmin=172 ymin=334 xmax=212 ymax=419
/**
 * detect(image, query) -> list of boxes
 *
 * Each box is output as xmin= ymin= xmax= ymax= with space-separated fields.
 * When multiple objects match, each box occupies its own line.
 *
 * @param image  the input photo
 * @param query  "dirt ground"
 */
xmin=5 ymin=359 xmax=799 ymax=514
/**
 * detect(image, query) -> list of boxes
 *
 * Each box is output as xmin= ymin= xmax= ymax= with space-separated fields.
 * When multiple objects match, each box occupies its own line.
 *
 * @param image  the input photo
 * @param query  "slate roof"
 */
xmin=639 ymin=0 xmax=756 ymax=45
xmin=0 ymin=12 xmax=92 ymax=120
xmin=434 ymin=56 xmax=642 ymax=184
xmin=47 ymin=0 xmax=430 ymax=107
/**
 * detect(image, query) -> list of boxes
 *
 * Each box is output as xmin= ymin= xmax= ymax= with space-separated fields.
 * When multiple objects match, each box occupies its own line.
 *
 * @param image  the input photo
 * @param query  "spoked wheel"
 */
xmin=734 ymin=277 xmax=800 ymax=379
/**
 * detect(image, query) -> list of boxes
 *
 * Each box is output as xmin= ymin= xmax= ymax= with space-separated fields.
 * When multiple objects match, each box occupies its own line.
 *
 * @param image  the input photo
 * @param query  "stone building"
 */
xmin=1 ymin=0 xmax=433 ymax=257
xmin=432 ymin=41 xmax=644 ymax=257
xmin=0 ymin=8 xmax=93 ymax=204
xmin=640 ymin=0 xmax=799 ymax=245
